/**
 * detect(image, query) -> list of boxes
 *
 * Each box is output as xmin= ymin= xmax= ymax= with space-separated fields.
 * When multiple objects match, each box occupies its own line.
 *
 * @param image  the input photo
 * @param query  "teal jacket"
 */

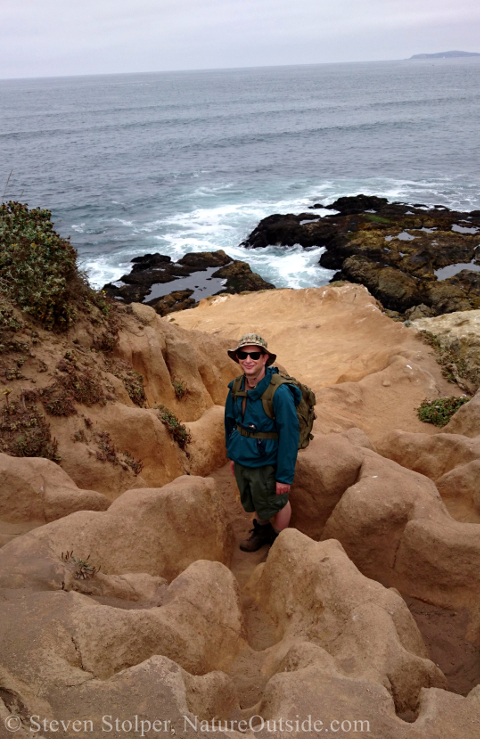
xmin=224 ymin=367 xmax=301 ymax=484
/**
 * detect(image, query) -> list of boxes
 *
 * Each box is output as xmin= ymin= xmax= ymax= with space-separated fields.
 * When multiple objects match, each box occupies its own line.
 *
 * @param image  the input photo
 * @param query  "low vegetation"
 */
xmin=0 ymin=201 xmax=87 ymax=329
xmin=61 ymin=551 xmax=100 ymax=580
xmin=420 ymin=330 xmax=480 ymax=391
xmin=157 ymin=405 xmax=191 ymax=449
xmin=0 ymin=389 xmax=60 ymax=461
xmin=0 ymin=200 xmax=119 ymax=333
xmin=417 ymin=396 xmax=470 ymax=427
xmin=172 ymin=380 xmax=186 ymax=399
xmin=105 ymin=358 xmax=146 ymax=406
xmin=93 ymin=430 xmax=143 ymax=475
xmin=41 ymin=352 xmax=106 ymax=417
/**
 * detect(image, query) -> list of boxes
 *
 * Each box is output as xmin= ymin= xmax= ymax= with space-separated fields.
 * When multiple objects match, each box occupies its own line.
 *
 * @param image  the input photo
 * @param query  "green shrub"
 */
xmin=41 ymin=353 xmax=106 ymax=416
xmin=0 ymin=201 xmax=89 ymax=329
xmin=0 ymin=389 xmax=60 ymax=461
xmin=417 ymin=396 xmax=470 ymax=427
xmin=172 ymin=380 xmax=186 ymax=399
xmin=157 ymin=405 xmax=191 ymax=449
xmin=61 ymin=551 xmax=100 ymax=579
xmin=105 ymin=358 xmax=146 ymax=406
xmin=122 ymin=451 xmax=144 ymax=476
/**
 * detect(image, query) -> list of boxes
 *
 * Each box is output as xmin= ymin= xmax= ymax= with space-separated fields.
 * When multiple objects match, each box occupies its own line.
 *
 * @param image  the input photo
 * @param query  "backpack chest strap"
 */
xmin=236 ymin=425 xmax=279 ymax=440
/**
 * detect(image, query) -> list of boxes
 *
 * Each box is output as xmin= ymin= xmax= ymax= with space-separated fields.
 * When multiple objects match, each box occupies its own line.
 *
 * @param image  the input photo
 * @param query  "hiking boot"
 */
xmin=239 ymin=519 xmax=274 ymax=552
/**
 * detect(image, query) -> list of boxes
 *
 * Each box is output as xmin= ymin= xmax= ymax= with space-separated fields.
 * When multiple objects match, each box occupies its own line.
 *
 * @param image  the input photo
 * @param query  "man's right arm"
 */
xmin=224 ymin=390 xmax=236 ymax=476
xmin=224 ymin=389 xmax=235 ymax=447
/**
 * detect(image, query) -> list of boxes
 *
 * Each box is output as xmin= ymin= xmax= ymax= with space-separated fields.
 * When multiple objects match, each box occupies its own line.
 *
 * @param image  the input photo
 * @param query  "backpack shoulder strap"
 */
xmin=260 ymin=374 xmax=289 ymax=419
xmin=231 ymin=374 xmax=248 ymax=399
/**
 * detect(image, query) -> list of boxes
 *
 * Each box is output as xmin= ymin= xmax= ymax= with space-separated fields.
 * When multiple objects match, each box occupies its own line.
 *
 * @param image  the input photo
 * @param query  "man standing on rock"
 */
xmin=225 ymin=333 xmax=300 ymax=551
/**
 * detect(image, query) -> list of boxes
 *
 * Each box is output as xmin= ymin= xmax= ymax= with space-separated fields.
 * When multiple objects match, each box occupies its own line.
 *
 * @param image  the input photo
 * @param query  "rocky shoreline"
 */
xmin=243 ymin=194 xmax=480 ymax=321
xmin=103 ymin=249 xmax=274 ymax=316
xmin=104 ymin=195 xmax=480 ymax=322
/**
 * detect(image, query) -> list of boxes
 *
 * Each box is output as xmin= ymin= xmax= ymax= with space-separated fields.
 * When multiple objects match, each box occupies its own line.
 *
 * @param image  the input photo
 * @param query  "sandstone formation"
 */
xmin=173 ymin=285 xmax=463 ymax=444
xmin=248 ymin=533 xmax=447 ymax=712
xmin=2 ymin=263 xmax=480 ymax=736
xmin=411 ymin=309 xmax=480 ymax=392
xmin=3 ymin=469 xmax=480 ymax=738
xmin=444 ymin=387 xmax=480 ymax=436
xmin=0 ymin=475 xmax=234 ymax=589
xmin=242 ymin=195 xmax=480 ymax=318
xmin=0 ymin=298 xmax=239 ymax=499
xmin=0 ymin=453 xmax=109 ymax=547
xmin=376 ymin=421 xmax=480 ymax=522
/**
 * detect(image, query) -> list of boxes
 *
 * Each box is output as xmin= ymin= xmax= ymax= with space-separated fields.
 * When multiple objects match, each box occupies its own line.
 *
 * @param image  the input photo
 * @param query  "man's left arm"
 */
xmin=272 ymin=384 xmax=300 ymax=491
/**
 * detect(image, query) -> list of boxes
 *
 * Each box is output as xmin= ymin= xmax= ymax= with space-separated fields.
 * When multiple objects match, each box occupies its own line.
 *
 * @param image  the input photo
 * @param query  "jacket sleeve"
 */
xmin=272 ymin=384 xmax=299 ymax=484
xmin=224 ymin=389 xmax=236 ymax=449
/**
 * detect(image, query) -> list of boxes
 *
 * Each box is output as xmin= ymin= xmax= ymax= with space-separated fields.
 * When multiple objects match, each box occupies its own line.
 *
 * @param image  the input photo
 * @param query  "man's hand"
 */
xmin=230 ymin=460 xmax=235 ymax=476
xmin=276 ymin=482 xmax=290 ymax=496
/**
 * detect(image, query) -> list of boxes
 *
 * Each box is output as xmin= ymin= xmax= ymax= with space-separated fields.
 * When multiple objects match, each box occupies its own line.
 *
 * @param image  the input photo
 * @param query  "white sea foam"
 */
xmin=82 ymin=176 xmax=480 ymax=288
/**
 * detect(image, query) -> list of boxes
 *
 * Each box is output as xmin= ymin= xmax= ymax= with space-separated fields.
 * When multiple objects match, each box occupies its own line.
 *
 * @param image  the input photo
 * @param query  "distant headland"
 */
xmin=410 ymin=50 xmax=480 ymax=59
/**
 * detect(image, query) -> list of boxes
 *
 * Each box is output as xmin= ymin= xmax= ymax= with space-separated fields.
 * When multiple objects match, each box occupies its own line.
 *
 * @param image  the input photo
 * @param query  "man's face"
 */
xmin=236 ymin=344 xmax=268 ymax=377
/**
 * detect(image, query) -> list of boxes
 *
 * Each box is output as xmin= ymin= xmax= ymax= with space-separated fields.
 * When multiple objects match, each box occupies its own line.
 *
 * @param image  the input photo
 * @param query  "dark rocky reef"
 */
xmin=242 ymin=195 xmax=480 ymax=319
xmin=102 ymin=250 xmax=274 ymax=316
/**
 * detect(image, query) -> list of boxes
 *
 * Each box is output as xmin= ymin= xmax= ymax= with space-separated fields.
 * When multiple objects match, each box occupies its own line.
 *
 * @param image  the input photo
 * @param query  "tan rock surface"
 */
xmin=248 ymin=532 xmax=446 ymax=713
xmin=114 ymin=303 xmax=236 ymax=419
xmin=0 ymin=574 xmax=243 ymax=732
xmin=436 ymin=460 xmax=480 ymax=521
xmin=411 ymin=309 xmax=480 ymax=391
xmin=2 ymin=286 xmax=480 ymax=737
xmin=1 ymin=300 xmax=238 ymax=501
xmin=377 ymin=429 xmax=480 ymax=522
xmin=184 ymin=404 xmax=229 ymax=475
xmin=173 ymin=285 xmax=461 ymax=444
xmin=0 ymin=453 xmax=109 ymax=525
xmin=0 ymin=475 xmax=234 ymax=588
xmin=321 ymin=448 xmax=480 ymax=622
xmin=378 ymin=429 xmax=480 ymax=481
xmin=443 ymin=388 xmax=480 ymax=437
xmin=289 ymin=433 xmax=364 ymax=539
xmin=53 ymin=403 xmax=184 ymax=499
xmin=2 ymin=458 xmax=480 ymax=738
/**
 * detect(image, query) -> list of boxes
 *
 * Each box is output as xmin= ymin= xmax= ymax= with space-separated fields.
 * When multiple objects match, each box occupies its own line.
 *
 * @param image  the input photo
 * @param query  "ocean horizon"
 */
xmin=1 ymin=57 xmax=479 ymax=290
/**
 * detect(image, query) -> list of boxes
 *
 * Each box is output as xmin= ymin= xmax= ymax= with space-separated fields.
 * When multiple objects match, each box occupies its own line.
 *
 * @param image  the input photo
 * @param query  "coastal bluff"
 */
xmin=1 ymin=276 xmax=480 ymax=736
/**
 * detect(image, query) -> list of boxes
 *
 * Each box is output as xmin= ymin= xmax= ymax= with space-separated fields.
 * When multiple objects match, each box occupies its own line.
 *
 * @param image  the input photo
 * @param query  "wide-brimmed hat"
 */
xmin=227 ymin=333 xmax=276 ymax=366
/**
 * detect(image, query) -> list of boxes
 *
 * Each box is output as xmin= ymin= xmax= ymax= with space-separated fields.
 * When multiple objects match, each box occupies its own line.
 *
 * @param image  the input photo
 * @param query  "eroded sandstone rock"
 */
xmin=0 ymin=475 xmax=234 ymax=588
xmin=0 ymin=453 xmax=109 ymax=525
xmin=174 ymin=285 xmax=462 ymax=443
xmin=290 ymin=434 xmax=363 ymax=539
xmin=411 ymin=309 xmax=480 ymax=392
xmin=247 ymin=531 xmax=446 ymax=714
xmin=444 ymin=388 xmax=480 ymax=437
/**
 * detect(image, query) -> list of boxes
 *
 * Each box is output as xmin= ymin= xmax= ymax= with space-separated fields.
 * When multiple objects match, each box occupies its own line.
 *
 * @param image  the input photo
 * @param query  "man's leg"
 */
xmin=272 ymin=500 xmax=291 ymax=532
xmin=247 ymin=465 xmax=290 ymax=548
xmin=234 ymin=463 xmax=275 ymax=551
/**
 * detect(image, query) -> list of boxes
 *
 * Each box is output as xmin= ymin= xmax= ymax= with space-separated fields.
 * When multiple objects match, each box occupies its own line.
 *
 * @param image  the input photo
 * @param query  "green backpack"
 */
xmin=231 ymin=369 xmax=316 ymax=450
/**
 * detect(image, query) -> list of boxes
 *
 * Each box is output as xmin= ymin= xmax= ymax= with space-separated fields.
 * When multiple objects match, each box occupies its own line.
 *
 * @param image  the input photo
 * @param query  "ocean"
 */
xmin=1 ymin=58 xmax=479 ymax=290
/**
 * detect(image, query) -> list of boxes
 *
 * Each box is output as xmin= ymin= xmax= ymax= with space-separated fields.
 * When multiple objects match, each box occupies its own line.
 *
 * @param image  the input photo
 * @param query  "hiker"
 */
xmin=224 ymin=333 xmax=301 ymax=552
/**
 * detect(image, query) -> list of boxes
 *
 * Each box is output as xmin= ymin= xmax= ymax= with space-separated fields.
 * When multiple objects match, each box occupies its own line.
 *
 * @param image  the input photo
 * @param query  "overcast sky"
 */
xmin=2 ymin=0 xmax=480 ymax=79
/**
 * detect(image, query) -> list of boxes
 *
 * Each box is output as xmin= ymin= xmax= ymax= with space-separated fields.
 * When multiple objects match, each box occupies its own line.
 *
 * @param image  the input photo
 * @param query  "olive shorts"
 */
xmin=233 ymin=462 xmax=289 ymax=521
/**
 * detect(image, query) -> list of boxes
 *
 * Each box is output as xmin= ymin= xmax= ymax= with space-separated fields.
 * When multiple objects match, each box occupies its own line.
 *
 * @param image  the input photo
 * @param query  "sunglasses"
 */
xmin=237 ymin=350 xmax=264 ymax=360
